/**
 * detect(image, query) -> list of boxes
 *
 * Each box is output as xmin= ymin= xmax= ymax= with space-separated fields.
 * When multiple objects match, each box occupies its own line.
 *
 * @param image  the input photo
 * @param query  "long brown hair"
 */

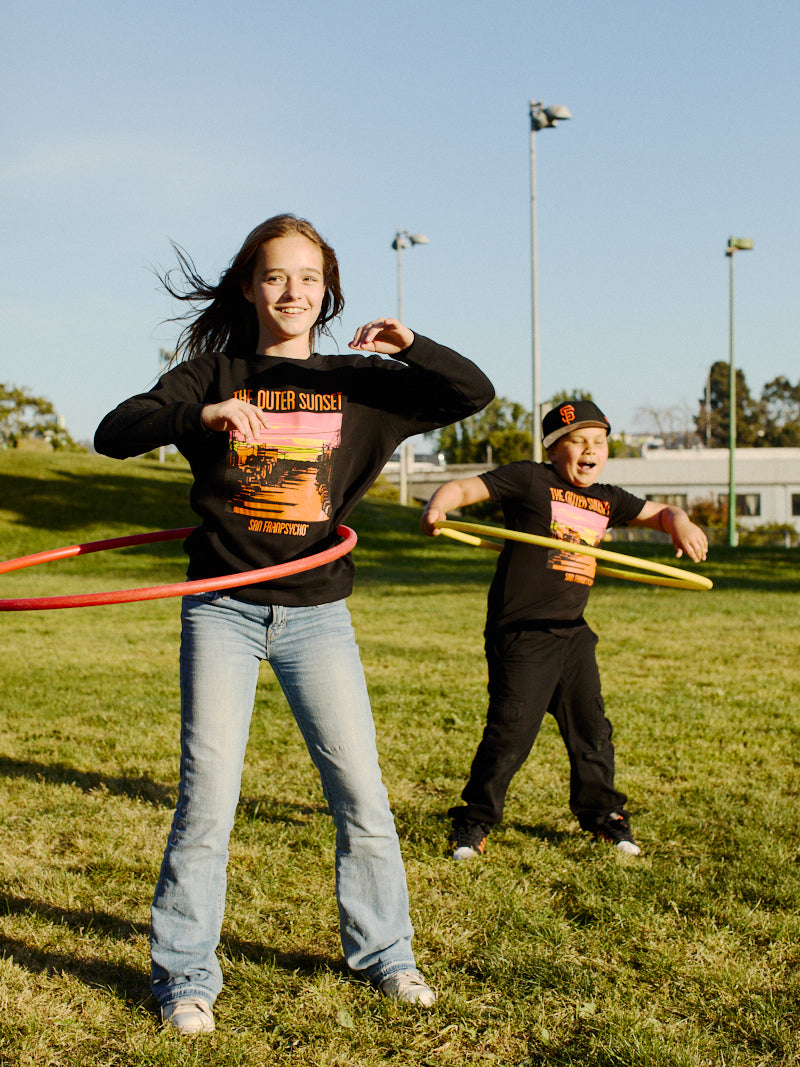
xmin=160 ymin=214 xmax=344 ymax=362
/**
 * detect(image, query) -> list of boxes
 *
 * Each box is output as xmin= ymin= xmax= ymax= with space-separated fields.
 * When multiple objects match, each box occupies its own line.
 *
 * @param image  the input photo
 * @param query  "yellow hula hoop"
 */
xmin=433 ymin=520 xmax=713 ymax=591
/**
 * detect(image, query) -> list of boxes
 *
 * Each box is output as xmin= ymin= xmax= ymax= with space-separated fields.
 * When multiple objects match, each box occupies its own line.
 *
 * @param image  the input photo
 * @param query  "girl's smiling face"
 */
xmin=547 ymin=426 xmax=609 ymax=488
xmin=243 ymin=234 xmax=326 ymax=355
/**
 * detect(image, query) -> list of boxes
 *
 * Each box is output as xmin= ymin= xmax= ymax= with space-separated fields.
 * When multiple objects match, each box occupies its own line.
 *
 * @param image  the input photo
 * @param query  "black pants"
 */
xmin=451 ymin=623 xmax=628 ymax=832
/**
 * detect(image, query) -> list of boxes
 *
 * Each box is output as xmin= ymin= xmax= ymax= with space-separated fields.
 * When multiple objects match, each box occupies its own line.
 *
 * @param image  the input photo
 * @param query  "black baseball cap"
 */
xmin=542 ymin=400 xmax=611 ymax=450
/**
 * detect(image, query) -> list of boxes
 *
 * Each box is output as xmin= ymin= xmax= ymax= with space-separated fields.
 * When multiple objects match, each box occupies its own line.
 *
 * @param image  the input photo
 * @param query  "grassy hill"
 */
xmin=1 ymin=451 xmax=799 ymax=1066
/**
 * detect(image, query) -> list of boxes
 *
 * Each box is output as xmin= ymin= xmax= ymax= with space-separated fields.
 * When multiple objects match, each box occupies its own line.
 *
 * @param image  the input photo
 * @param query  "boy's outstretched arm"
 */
xmin=420 ymin=476 xmax=491 ymax=536
xmin=629 ymin=502 xmax=709 ymax=562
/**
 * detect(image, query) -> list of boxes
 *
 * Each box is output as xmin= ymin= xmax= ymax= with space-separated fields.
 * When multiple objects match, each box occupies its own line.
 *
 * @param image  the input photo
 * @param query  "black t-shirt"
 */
xmin=94 ymin=335 xmax=493 ymax=606
xmin=480 ymin=461 xmax=645 ymax=630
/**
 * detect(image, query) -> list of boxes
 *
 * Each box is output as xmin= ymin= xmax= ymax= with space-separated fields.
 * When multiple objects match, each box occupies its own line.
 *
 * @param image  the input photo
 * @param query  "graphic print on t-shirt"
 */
xmin=548 ymin=495 xmax=610 ymax=587
xmin=226 ymin=389 xmax=342 ymax=526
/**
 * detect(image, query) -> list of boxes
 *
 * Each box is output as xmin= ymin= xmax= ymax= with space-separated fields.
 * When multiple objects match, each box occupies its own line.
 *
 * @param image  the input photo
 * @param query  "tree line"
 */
xmin=697 ymin=363 xmax=800 ymax=448
xmin=0 ymin=384 xmax=79 ymax=450
xmin=437 ymin=370 xmax=800 ymax=466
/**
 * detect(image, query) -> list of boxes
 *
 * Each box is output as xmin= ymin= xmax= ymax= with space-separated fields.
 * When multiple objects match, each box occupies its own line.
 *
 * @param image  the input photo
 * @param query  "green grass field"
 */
xmin=2 ymin=451 xmax=800 ymax=1066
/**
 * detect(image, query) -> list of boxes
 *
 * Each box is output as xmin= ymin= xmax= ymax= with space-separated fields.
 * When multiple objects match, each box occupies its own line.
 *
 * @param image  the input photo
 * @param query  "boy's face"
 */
xmin=547 ymin=426 xmax=609 ymax=488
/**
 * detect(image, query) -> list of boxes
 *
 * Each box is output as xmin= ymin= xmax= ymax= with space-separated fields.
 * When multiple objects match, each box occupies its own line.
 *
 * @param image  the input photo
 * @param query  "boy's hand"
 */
xmin=420 ymin=478 xmax=490 ymax=537
xmin=420 ymin=504 xmax=447 ymax=536
xmin=663 ymin=511 xmax=709 ymax=562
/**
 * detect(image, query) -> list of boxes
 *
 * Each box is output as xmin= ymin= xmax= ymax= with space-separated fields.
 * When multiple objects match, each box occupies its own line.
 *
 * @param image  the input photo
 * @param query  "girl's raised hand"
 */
xmin=201 ymin=398 xmax=271 ymax=442
xmin=349 ymin=318 xmax=414 ymax=355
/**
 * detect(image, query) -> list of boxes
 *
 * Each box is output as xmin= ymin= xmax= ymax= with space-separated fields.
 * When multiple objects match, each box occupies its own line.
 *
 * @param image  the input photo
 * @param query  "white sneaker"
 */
xmin=379 ymin=970 xmax=436 ymax=1007
xmin=616 ymin=839 xmax=642 ymax=856
xmin=161 ymin=998 xmax=215 ymax=1034
xmin=452 ymin=845 xmax=481 ymax=861
xmin=449 ymin=820 xmax=488 ymax=862
xmin=593 ymin=812 xmax=642 ymax=856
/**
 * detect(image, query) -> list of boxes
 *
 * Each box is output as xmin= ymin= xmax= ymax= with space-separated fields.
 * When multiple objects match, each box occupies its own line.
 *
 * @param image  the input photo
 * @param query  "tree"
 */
xmin=438 ymin=389 xmax=631 ymax=465
xmin=694 ymin=367 xmax=800 ymax=448
xmin=437 ymin=397 xmax=532 ymax=465
xmin=634 ymin=403 xmax=698 ymax=449
xmin=694 ymin=361 xmax=760 ymax=447
xmin=757 ymin=376 xmax=800 ymax=447
xmin=549 ymin=388 xmax=594 ymax=405
xmin=0 ymin=384 xmax=79 ymax=450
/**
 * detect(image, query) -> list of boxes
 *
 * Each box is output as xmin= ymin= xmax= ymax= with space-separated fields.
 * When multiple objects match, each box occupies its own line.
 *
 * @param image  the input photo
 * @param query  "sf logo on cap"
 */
xmin=561 ymin=405 xmax=576 ymax=425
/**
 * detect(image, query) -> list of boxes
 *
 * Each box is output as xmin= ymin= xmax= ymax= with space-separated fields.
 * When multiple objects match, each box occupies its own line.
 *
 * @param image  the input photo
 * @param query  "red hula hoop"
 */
xmin=0 ymin=526 xmax=357 ymax=611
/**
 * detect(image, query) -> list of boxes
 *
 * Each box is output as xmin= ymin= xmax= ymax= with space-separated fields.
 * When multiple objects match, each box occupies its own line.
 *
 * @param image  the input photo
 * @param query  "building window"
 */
xmin=720 ymin=494 xmax=761 ymax=516
xmin=645 ymin=493 xmax=688 ymax=509
xmin=737 ymin=494 xmax=761 ymax=517
xmin=792 ymin=494 xmax=800 ymax=517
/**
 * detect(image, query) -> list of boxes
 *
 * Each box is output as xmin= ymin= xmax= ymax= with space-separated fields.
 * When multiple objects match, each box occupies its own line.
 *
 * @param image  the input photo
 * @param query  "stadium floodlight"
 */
xmin=725 ymin=236 xmax=754 ymax=547
xmin=391 ymin=230 xmax=429 ymax=322
xmin=391 ymin=230 xmax=430 ymax=504
xmin=529 ymin=100 xmax=572 ymax=461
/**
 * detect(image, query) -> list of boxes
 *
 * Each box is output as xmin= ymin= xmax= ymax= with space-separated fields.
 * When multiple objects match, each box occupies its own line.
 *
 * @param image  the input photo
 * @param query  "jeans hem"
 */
xmin=155 ymin=987 xmax=216 ymax=1011
xmin=357 ymin=960 xmax=420 ymax=985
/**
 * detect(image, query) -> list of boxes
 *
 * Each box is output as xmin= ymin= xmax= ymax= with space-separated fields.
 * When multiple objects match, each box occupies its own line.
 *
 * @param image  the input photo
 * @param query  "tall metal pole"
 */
xmin=528 ymin=101 xmax=571 ymax=462
xmin=391 ymin=230 xmax=429 ymax=504
xmin=396 ymin=240 xmax=404 ymax=324
xmin=529 ymin=118 xmax=541 ymax=462
xmin=727 ymin=250 xmax=737 ymax=547
xmin=725 ymin=237 xmax=753 ymax=547
xmin=158 ymin=347 xmax=171 ymax=464
xmin=399 ymin=237 xmax=408 ymax=505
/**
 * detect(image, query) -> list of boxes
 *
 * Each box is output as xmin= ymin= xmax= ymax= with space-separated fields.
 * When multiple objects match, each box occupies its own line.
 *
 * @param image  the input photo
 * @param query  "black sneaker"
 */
xmin=449 ymin=819 xmax=488 ymax=862
xmin=593 ymin=811 xmax=641 ymax=855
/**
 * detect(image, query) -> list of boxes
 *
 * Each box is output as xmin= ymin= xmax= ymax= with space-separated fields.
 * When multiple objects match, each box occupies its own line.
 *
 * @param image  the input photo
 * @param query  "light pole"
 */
xmin=725 ymin=236 xmax=753 ymax=547
xmin=529 ymin=100 xmax=572 ymax=461
xmin=157 ymin=347 xmax=172 ymax=464
xmin=391 ymin=230 xmax=429 ymax=503
xmin=704 ymin=366 xmax=712 ymax=447
xmin=391 ymin=230 xmax=429 ymax=323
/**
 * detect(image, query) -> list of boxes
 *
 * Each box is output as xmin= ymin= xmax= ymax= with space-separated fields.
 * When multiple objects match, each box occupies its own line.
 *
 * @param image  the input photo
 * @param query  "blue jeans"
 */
xmin=151 ymin=593 xmax=417 ymax=1009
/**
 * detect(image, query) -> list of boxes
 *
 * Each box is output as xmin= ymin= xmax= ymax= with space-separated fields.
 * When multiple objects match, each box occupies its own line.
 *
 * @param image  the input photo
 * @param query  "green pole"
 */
xmin=725 ymin=237 xmax=753 ymax=548
xmin=728 ymin=250 xmax=736 ymax=547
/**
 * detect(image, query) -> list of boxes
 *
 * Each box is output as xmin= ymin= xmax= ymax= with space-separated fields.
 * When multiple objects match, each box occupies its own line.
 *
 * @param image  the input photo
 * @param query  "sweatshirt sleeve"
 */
xmin=94 ymin=358 xmax=213 ymax=459
xmin=369 ymin=334 xmax=494 ymax=432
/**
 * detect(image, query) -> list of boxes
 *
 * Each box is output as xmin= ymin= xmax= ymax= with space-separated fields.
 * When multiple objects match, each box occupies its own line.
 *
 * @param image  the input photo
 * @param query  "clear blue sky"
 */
xmin=3 ymin=0 xmax=798 ymax=444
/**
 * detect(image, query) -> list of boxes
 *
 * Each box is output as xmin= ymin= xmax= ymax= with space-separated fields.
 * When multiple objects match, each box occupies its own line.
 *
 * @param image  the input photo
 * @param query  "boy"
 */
xmin=421 ymin=399 xmax=708 ymax=859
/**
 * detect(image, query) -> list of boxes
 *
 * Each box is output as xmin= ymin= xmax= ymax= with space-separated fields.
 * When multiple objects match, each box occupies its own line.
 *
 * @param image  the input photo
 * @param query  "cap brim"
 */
xmin=543 ymin=420 xmax=610 ymax=450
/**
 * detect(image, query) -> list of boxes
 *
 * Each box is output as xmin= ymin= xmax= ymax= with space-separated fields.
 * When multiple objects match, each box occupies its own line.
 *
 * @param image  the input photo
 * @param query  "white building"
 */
xmin=605 ymin=447 xmax=800 ymax=533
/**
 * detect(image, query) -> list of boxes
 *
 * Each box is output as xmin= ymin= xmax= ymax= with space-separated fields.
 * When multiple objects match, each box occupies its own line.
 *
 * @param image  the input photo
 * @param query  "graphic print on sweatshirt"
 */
xmin=227 ymin=388 xmax=343 ymax=528
xmin=547 ymin=489 xmax=611 ymax=587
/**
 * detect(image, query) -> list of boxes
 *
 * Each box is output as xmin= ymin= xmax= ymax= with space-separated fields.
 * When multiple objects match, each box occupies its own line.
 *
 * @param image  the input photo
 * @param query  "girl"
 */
xmin=95 ymin=214 xmax=494 ymax=1033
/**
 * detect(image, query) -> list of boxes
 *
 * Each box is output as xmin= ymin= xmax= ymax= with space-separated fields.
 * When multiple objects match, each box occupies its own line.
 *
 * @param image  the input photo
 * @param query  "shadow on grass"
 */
xmin=0 ymin=756 xmax=177 ymax=808
xmin=392 ymin=809 xmax=580 ymax=852
xmin=237 ymin=796 xmax=329 ymax=822
xmin=0 ymin=463 xmax=195 ymax=535
xmin=0 ymin=892 xmax=343 ymax=1013
xmin=0 ymin=757 xmax=329 ymax=825
xmin=507 ymin=820 xmax=575 ymax=847
xmin=0 ymin=893 xmax=151 ymax=1008
xmin=0 ymin=931 xmax=153 ymax=1008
